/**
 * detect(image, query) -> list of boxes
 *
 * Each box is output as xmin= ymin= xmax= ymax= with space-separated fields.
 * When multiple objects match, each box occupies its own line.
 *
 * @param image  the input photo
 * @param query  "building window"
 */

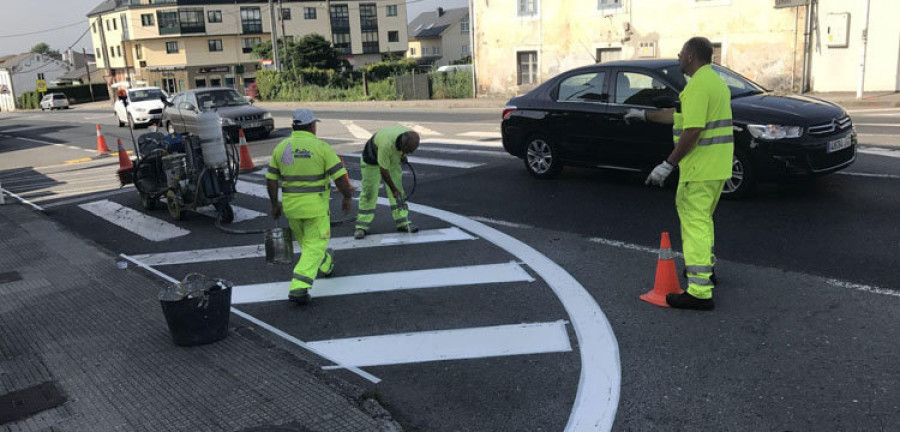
xmin=518 ymin=0 xmax=537 ymax=15
xmin=112 ymin=19 xmax=117 ymax=30
xmin=712 ymin=42 xmax=723 ymax=64
xmin=158 ymin=10 xmax=179 ymax=35
xmin=195 ymin=78 xmax=207 ymax=88
xmin=96 ymin=48 xmax=101 ymax=59
xmin=208 ymin=10 xmax=222 ymax=23
xmin=598 ymin=0 xmax=623 ymax=11
xmin=462 ymin=44 xmax=470 ymax=55
xmin=241 ymin=7 xmax=263 ymax=34
xmin=141 ymin=13 xmax=154 ymax=26
xmin=109 ymin=47 xmax=115 ymax=58
xmin=461 ymin=16 xmax=470 ymax=33
xmin=362 ymin=31 xmax=379 ymax=54
xmin=116 ymin=46 xmax=122 ymax=57
xmin=388 ymin=31 xmax=399 ymax=43
xmin=135 ymin=43 xmax=143 ymax=60
xmin=92 ymin=22 xmax=97 ymax=33
xmin=242 ymin=37 xmax=261 ymax=54
xmin=386 ymin=5 xmax=398 ymax=16
xmin=209 ymin=39 xmax=223 ymax=52
xmin=210 ymin=78 xmax=222 ymax=87
xmin=360 ymin=4 xmax=378 ymax=30
xmin=410 ymin=47 xmax=416 ymax=55
xmin=106 ymin=20 xmax=110 ymax=31
xmin=330 ymin=4 xmax=351 ymax=55
xmin=166 ymin=41 xmax=179 ymax=54
xmin=434 ymin=46 xmax=440 ymax=55
xmin=517 ymin=51 xmax=538 ymax=85
xmin=304 ymin=7 xmax=317 ymax=19
xmin=596 ymin=47 xmax=622 ymax=63
xmin=179 ymin=8 xmax=205 ymax=33
xmin=281 ymin=8 xmax=291 ymax=20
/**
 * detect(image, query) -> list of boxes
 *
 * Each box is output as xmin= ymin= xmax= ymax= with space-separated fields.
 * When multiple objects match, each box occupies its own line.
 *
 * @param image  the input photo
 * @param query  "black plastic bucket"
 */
xmin=159 ymin=275 xmax=232 ymax=347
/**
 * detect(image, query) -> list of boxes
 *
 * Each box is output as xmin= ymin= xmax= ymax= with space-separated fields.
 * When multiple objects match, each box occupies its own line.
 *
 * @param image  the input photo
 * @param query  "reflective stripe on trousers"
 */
xmin=289 ymin=214 xmax=333 ymax=292
xmin=676 ymin=180 xmax=725 ymax=299
xmin=355 ymin=162 xmax=410 ymax=230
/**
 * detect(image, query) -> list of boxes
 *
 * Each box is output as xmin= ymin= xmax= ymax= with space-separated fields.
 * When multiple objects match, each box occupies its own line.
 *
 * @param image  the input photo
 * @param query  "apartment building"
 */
xmin=87 ymin=0 xmax=409 ymax=94
xmin=406 ymin=7 xmax=471 ymax=69
xmin=472 ymin=0 xmax=900 ymax=97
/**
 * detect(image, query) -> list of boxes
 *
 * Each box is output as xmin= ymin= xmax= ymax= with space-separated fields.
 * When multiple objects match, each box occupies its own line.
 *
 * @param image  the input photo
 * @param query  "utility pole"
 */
xmin=279 ymin=0 xmax=289 ymax=71
xmin=269 ymin=0 xmax=281 ymax=70
xmin=83 ymin=48 xmax=95 ymax=102
xmin=856 ymin=0 xmax=871 ymax=99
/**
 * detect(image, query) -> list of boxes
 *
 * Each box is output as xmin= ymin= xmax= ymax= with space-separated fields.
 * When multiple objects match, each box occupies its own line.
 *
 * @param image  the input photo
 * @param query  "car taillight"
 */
xmin=502 ymin=106 xmax=517 ymax=121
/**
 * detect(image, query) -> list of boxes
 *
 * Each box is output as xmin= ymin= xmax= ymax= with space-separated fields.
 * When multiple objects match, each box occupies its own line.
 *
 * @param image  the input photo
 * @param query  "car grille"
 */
xmin=807 ymin=115 xmax=852 ymax=137
xmin=235 ymin=114 xmax=262 ymax=122
xmin=149 ymin=108 xmax=163 ymax=115
xmin=806 ymin=145 xmax=854 ymax=171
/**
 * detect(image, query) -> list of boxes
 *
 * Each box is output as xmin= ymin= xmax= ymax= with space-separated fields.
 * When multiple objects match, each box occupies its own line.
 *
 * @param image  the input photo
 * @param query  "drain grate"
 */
xmin=0 ymin=381 xmax=66 ymax=425
xmin=0 ymin=272 xmax=22 ymax=284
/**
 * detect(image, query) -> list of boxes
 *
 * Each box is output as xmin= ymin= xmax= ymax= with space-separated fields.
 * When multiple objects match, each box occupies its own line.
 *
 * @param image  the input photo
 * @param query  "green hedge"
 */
xmin=362 ymin=59 xmax=418 ymax=81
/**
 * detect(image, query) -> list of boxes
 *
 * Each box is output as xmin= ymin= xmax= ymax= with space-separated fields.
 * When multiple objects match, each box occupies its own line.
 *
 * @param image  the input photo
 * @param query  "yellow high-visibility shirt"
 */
xmin=266 ymin=131 xmax=347 ymax=219
xmin=673 ymin=64 xmax=734 ymax=182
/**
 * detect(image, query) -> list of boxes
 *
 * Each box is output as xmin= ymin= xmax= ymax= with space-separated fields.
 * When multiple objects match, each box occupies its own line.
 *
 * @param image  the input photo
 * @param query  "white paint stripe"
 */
xmin=42 ymin=186 xmax=133 ymax=209
xmin=339 ymin=120 xmax=372 ymax=139
xmin=469 ymin=216 xmax=533 ymax=229
xmin=117 ymin=253 xmax=381 ymax=383
xmin=79 ymin=200 xmax=190 ymax=241
xmin=0 ymin=188 xmax=45 ymax=211
xmin=588 ymin=237 xmax=676 ymax=256
xmin=23 ymin=185 xmax=132 ymax=202
xmin=424 ymin=138 xmax=503 ymax=147
xmin=406 ymin=155 xmax=484 ymax=169
xmin=195 ymin=204 xmax=266 ymax=222
xmin=858 ymin=148 xmax=900 ymax=159
xmin=9 ymin=135 xmax=58 ymax=145
xmin=847 ymin=108 xmax=900 ymax=114
xmin=131 ymin=227 xmax=476 ymax=266
xmin=316 ymin=321 xmax=572 ymax=368
xmin=400 ymin=198 xmax=621 ymax=431
xmin=236 ymin=180 xmax=279 ymax=199
xmin=836 ymin=172 xmax=900 ymax=180
xmin=231 ymin=262 xmax=534 ymax=304
xmin=457 ymin=131 xmax=502 ymax=139
xmin=418 ymin=146 xmax=511 ymax=158
xmin=401 ymin=122 xmax=442 ymax=136
xmin=825 ymin=279 xmax=900 ymax=298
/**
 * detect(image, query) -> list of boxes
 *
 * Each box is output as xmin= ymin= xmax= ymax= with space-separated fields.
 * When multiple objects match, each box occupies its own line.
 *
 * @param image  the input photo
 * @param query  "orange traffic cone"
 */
xmin=96 ymin=124 xmax=110 ymax=156
xmin=115 ymin=139 xmax=134 ymax=186
xmin=639 ymin=232 xmax=684 ymax=307
xmin=238 ymin=129 xmax=255 ymax=172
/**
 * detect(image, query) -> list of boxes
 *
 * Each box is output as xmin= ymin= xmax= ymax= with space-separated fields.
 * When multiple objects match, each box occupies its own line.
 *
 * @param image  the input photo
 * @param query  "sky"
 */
xmin=0 ymin=0 xmax=469 ymax=58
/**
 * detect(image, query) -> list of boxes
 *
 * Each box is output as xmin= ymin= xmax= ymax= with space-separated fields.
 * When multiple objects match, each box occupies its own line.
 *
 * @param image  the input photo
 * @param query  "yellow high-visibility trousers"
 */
xmin=676 ymin=180 xmax=725 ymax=299
xmin=355 ymin=161 xmax=410 ymax=231
xmin=288 ymin=214 xmax=333 ymax=292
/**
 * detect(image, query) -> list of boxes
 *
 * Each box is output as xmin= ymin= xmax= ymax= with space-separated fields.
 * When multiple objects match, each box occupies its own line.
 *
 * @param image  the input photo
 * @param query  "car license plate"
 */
xmin=244 ymin=122 xmax=260 ymax=129
xmin=827 ymin=135 xmax=852 ymax=153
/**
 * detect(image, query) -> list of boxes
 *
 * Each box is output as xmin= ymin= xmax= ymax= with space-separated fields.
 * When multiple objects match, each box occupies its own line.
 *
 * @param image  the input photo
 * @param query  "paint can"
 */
xmin=265 ymin=226 xmax=293 ymax=265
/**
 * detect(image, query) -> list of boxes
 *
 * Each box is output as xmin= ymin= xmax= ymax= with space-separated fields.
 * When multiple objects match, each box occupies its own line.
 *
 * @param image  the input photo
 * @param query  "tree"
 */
xmin=31 ymin=43 xmax=60 ymax=59
xmin=252 ymin=34 xmax=346 ymax=72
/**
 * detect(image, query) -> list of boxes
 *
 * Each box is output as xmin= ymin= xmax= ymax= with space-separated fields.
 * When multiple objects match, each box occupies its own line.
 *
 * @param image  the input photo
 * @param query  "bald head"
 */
xmin=400 ymin=131 xmax=420 ymax=154
xmin=679 ymin=36 xmax=714 ymax=76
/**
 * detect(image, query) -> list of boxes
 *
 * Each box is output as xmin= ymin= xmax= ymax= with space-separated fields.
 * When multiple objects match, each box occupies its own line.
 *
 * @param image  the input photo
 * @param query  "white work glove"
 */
xmin=645 ymin=161 xmax=674 ymax=187
xmin=623 ymin=108 xmax=647 ymax=124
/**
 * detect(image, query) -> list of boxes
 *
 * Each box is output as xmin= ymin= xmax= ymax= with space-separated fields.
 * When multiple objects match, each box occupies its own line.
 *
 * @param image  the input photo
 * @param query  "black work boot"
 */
xmin=683 ymin=268 xmax=718 ymax=286
xmin=288 ymin=289 xmax=310 ymax=305
xmin=666 ymin=291 xmax=714 ymax=311
xmin=398 ymin=223 xmax=419 ymax=233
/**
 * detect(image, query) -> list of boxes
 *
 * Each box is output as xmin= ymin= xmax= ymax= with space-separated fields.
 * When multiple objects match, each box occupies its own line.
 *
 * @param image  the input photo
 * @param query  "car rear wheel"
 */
xmin=524 ymin=135 xmax=563 ymax=179
xmin=722 ymin=148 xmax=755 ymax=199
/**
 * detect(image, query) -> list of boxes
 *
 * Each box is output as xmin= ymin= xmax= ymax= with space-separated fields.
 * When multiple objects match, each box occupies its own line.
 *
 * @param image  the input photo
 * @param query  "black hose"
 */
xmin=403 ymin=160 xmax=417 ymax=200
xmin=215 ymin=217 xmax=268 ymax=234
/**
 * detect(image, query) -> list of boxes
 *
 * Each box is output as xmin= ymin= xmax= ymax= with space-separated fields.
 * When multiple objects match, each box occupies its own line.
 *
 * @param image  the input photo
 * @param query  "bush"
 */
xmin=431 ymin=71 xmax=473 ymax=99
xmin=363 ymin=59 xmax=418 ymax=81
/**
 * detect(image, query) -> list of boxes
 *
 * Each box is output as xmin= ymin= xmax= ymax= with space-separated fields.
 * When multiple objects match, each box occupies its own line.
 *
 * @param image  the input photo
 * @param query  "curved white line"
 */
xmin=398 ymin=199 xmax=621 ymax=431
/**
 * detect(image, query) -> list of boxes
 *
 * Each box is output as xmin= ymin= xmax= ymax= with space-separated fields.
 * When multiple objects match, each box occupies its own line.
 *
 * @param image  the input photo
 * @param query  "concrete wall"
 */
xmin=473 ymin=0 xmax=807 ymax=97
xmin=810 ymin=0 xmax=900 ymax=92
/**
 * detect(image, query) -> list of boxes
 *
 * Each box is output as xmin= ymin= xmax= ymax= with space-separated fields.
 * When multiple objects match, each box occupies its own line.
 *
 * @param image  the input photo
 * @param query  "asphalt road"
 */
xmin=2 ymin=106 xmax=899 ymax=431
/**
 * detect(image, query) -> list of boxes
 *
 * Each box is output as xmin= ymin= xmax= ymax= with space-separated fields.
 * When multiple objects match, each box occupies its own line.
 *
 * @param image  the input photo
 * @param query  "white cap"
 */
xmin=292 ymin=109 xmax=320 ymax=126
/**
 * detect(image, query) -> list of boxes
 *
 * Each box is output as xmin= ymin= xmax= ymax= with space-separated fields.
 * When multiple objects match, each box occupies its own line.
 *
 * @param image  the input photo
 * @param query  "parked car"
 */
xmin=501 ymin=59 xmax=857 ymax=198
xmin=162 ymin=87 xmax=274 ymax=142
xmin=437 ymin=64 xmax=473 ymax=74
xmin=115 ymin=87 xmax=168 ymax=128
xmin=40 ymin=93 xmax=69 ymax=110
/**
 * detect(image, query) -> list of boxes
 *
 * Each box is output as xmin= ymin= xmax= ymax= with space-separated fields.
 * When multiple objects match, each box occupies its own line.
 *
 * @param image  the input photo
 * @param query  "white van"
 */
xmin=436 ymin=64 xmax=473 ymax=74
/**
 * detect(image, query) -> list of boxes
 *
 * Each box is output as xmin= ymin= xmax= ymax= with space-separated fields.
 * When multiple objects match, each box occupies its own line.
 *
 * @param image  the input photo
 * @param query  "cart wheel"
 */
xmin=166 ymin=191 xmax=184 ymax=221
xmin=140 ymin=192 xmax=157 ymax=210
xmin=215 ymin=203 xmax=234 ymax=224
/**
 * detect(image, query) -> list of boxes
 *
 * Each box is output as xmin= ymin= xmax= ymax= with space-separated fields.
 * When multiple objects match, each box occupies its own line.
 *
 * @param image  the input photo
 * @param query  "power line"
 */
xmin=66 ymin=27 xmax=91 ymax=51
xmin=0 ymin=21 xmax=85 ymax=39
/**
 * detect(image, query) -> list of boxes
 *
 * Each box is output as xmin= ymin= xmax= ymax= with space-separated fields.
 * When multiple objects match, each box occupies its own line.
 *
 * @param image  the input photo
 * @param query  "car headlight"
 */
xmin=747 ymin=124 xmax=803 ymax=140
xmin=133 ymin=107 xmax=147 ymax=113
xmin=262 ymin=112 xmax=272 ymax=120
xmin=219 ymin=117 xmax=235 ymax=126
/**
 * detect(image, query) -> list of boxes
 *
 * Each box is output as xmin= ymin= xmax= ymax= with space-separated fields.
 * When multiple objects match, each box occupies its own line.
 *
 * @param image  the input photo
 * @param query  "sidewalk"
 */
xmin=809 ymin=91 xmax=900 ymax=109
xmin=0 ymin=203 xmax=401 ymax=431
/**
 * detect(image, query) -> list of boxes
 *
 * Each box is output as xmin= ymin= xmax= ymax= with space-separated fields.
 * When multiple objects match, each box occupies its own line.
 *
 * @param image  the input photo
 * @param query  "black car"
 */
xmin=163 ymin=87 xmax=274 ymax=142
xmin=501 ymin=59 xmax=856 ymax=198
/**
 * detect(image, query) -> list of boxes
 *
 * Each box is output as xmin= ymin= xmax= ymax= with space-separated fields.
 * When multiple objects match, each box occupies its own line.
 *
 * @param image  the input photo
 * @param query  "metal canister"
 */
xmin=162 ymin=154 xmax=187 ymax=188
xmin=264 ymin=227 xmax=294 ymax=265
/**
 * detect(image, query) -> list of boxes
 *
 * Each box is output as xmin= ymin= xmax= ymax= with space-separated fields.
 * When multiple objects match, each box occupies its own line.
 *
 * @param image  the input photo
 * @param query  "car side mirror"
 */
xmin=652 ymin=95 xmax=677 ymax=109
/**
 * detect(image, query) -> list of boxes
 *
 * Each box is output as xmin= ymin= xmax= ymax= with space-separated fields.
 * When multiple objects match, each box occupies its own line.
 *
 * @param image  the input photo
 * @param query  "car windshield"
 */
xmin=129 ymin=89 xmax=166 ymax=102
xmin=195 ymin=89 xmax=248 ymax=110
xmin=657 ymin=64 xmax=765 ymax=98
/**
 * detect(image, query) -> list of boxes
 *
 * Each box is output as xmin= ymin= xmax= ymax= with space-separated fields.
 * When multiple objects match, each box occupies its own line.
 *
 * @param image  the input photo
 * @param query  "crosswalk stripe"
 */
xmin=417 ymin=146 xmax=512 ymax=158
xmin=859 ymin=147 xmax=900 ymax=159
xmin=78 ymin=199 xmax=190 ymax=241
xmin=236 ymin=180 xmax=277 ymax=199
xmin=231 ymin=261 xmax=533 ymax=304
xmin=401 ymin=123 xmax=442 ymax=136
xmin=315 ymin=321 xmax=572 ymax=368
xmin=457 ymin=131 xmax=502 ymax=139
xmin=340 ymin=120 xmax=372 ymax=139
xmin=131 ymin=227 xmax=476 ymax=266
xmin=424 ymin=138 xmax=503 ymax=148
xmin=406 ymin=155 xmax=484 ymax=169
xmin=195 ymin=204 xmax=266 ymax=222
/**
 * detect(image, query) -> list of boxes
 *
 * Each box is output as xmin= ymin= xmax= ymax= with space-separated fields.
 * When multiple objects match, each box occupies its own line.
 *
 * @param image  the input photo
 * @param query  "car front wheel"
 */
xmin=722 ymin=148 xmax=755 ymax=199
xmin=524 ymin=135 xmax=563 ymax=179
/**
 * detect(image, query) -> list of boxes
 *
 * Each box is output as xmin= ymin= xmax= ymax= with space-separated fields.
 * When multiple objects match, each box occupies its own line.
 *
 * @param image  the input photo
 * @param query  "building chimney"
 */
xmin=437 ymin=7 xmax=445 ymax=17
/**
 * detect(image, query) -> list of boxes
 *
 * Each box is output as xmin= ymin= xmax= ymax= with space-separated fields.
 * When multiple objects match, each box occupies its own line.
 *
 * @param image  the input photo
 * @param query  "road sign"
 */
xmin=775 ymin=0 xmax=808 ymax=8
xmin=36 ymin=79 xmax=47 ymax=92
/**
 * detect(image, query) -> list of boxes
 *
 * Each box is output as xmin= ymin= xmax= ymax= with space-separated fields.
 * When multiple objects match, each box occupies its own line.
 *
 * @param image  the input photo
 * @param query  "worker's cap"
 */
xmin=292 ymin=109 xmax=320 ymax=126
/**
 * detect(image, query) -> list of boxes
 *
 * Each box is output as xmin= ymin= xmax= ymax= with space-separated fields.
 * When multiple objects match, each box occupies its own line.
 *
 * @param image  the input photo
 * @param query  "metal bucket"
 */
xmin=265 ymin=226 xmax=294 ymax=265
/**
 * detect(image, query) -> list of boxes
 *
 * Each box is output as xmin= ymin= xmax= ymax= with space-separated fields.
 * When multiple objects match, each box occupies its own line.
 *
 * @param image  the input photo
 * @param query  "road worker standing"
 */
xmin=354 ymin=126 xmax=420 ymax=239
xmin=267 ymin=109 xmax=355 ymax=304
xmin=625 ymin=36 xmax=734 ymax=311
